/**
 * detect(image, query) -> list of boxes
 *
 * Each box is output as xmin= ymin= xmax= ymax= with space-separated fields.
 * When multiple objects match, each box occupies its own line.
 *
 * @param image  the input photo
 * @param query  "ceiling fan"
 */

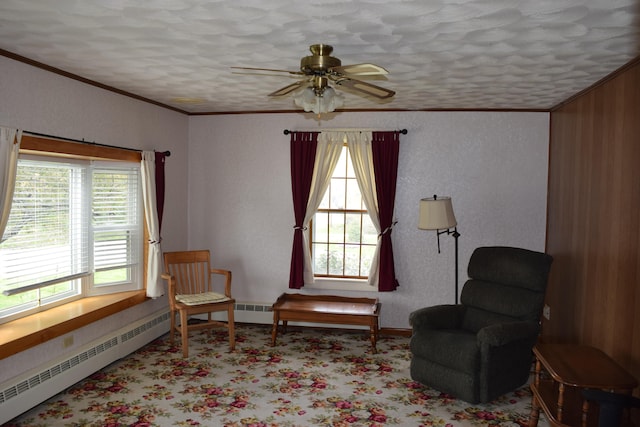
xmin=232 ymin=44 xmax=395 ymax=112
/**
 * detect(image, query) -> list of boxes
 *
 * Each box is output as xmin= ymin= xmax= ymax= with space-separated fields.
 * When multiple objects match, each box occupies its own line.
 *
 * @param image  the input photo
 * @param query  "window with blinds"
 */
xmin=92 ymin=166 xmax=141 ymax=287
xmin=0 ymin=156 xmax=142 ymax=321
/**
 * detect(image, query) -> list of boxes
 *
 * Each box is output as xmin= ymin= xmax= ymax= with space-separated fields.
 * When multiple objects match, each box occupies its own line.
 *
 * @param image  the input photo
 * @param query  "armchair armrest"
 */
xmin=477 ymin=321 xmax=540 ymax=346
xmin=409 ymin=304 xmax=464 ymax=330
xmin=210 ymin=268 xmax=233 ymax=297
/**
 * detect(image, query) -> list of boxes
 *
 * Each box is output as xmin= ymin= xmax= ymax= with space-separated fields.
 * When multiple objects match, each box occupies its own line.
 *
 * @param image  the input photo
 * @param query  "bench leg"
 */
xmin=369 ymin=320 xmax=378 ymax=353
xmin=271 ymin=312 xmax=279 ymax=346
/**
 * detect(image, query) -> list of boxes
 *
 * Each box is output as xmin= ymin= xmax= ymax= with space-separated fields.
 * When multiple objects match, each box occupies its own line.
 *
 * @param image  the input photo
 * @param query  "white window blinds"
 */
xmin=1 ymin=158 xmax=89 ymax=295
xmin=92 ymin=165 xmax=140 ymax=285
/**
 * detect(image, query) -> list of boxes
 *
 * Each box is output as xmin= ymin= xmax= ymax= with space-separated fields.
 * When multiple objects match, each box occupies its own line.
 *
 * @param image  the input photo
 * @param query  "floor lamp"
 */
xmin=418 ymin=195 xmax=460 ymax=304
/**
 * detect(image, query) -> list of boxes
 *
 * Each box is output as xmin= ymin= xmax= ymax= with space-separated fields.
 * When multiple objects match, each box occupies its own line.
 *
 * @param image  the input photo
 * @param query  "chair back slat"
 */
xmin=164 ymin=250 xmax=212 ymax=295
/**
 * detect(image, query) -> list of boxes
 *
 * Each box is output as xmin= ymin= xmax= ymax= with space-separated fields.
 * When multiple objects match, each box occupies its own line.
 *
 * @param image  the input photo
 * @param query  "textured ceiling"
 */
xmin=1 ymin=0 xmax=639 ymax=114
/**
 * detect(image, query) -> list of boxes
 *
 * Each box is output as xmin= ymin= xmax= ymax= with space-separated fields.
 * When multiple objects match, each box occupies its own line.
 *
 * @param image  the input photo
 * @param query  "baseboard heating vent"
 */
xmin=0 ymin=336 xmax=119 ymax=406
xmin=122 ymin=311 xmax=170 ymax=343
xmin=210 ymin=302 xmax=273 ymax=325
xmin=235 ymin=303 xmax=272 ymax=312
xmin=0 ymin=310 xmax=170 ymax=425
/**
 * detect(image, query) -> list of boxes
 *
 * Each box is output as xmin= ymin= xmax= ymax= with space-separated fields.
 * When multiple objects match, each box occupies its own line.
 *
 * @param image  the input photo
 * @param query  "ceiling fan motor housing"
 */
xmin=300 ymin=44 xmax=341 ymax=74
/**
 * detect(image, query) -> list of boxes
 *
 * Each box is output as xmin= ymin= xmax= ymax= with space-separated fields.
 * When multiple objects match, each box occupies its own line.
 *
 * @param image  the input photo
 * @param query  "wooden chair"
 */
xmin=162 ymin=250 xmax=235 ymax=357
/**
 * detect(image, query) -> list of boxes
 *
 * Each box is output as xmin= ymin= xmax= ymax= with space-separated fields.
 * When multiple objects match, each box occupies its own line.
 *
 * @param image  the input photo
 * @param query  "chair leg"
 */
xmin=169 ymin=309 xmax=176 ymax=345
xmin=228 ymin=305 xmax=235 ymax=351
xmin=179 ymin=310 xmax=189 ymax=358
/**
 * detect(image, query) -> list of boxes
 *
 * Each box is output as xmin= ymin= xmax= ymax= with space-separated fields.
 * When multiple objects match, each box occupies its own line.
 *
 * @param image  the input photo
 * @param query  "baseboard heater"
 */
xmin=0 ymin=310 xmax=171 ymax=425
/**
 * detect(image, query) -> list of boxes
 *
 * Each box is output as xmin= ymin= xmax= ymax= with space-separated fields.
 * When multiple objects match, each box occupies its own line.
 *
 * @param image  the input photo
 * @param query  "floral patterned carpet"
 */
xmin=5 ymin=324 xmax=549 ymax=427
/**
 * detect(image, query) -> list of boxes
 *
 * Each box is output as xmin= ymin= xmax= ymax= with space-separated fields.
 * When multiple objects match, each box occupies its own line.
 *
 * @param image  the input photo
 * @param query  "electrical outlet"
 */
xmin=543 ymin=305 xmax=551 ymax=320
xmin=63 ymin=335 xmax=74 ymax=348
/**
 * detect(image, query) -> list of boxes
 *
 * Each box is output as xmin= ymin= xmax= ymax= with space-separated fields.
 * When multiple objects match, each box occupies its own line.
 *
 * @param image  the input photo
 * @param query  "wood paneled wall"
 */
xmin=545 ymin=58 xmax=640 ymax=390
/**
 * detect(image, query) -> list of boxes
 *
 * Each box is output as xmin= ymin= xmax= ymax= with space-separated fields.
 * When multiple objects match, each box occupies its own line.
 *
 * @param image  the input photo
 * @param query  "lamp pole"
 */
xmin=437 ymin=226 xmax=460 ymax=304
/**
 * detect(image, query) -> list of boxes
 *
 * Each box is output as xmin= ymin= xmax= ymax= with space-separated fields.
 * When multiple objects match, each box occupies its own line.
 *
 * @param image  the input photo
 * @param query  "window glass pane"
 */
xmin=0 ymin=291 xmax=38 ymax=317
xmin=360 ymin=245 xmax=376 ymax=276
xmin=328 ymin=212 xmax=345 ymax=243
xmin=344 ymin=244 xmax=361 ymax=276
xmin=345 ymin=151 xmax=356 ymax=177
xmin=313 ymin=212 xmax=329 ymax=243
xmin=329 ymin=177 xmax=346 ymax=209
xmin=93 ymin=170 xmax=137 ymax=225
xmin=312 ymin=243 xmax=328 ymax=275
xmin=345 ymin=213 xmax=362 ymax=244
xmin=40 ymin=280 xmax=79 ymax=304
xmin=94 ymin=268 xmax=128 ymax=285
xmin=362 ymin=215 xmax=378 ymax=245
xmin=345 ymin=178 xmax=362 ymax=210
xmin=327 ymin=243 xmax=344 ymax=275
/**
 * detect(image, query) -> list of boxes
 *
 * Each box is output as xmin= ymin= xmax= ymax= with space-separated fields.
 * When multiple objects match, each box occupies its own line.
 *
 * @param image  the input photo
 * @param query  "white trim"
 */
xmin=305 ymin=277 xmax=377 ymax=292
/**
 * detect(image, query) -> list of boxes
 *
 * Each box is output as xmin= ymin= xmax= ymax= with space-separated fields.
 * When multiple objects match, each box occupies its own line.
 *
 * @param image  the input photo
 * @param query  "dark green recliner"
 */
xmin=409 ymin=246 xmax=553 ymax=403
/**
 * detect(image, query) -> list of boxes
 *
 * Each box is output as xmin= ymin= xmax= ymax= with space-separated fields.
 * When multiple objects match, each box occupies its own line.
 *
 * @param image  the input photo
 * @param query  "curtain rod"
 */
xmin=283 ymin=128 xmax=407 ymax=135
xmin=23 ymin=130 xmax=171 ymax=157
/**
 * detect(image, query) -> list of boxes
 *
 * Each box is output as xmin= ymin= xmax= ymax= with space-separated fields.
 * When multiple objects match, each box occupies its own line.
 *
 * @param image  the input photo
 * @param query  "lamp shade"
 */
xmin=293 ymin=86 xmax=344 ymax=115
xmin=418 ymin=196 xmax=457 ymax=230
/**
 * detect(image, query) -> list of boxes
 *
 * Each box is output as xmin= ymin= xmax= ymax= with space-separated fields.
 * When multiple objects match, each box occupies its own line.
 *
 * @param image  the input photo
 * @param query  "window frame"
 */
xmin=0 ymin=135 xmax=147 ymax=323
xmin=309 ymin=143 xmax=377 ymax=286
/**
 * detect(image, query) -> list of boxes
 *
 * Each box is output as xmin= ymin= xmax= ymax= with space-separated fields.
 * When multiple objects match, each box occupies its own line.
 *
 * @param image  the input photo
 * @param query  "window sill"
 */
xmin=306 ymin=278 xmax=378 ymax=292
xmin=0 ymin=290 xmax=148 ymax=359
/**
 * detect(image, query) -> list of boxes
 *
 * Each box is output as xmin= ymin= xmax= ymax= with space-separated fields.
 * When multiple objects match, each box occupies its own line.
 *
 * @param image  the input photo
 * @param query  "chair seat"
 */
xmin=175 ymin=292 xmax=230 ymax=305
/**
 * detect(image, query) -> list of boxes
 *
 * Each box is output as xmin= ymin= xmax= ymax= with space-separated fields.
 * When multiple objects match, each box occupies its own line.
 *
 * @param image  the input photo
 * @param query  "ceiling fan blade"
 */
xmin=231 ymin=66 xmax=303 ymax=75
xmin=334 ymin=77 xmax=395 ymax=99
xmin=332 ymin=63 xmax=389 ymax=76
xmin=269 ymin=81 xmax=306 ymax=97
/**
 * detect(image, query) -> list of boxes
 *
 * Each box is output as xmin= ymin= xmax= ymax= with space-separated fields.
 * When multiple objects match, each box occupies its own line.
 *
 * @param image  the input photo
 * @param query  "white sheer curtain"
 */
xmin=301 ymin=131 xmax=344 ymax=283
xmin=141 ymin=151 xmax=163 ymax=298
xmin=346 ymin=131 xmax=381 ymax=287
xmin=0 ymin=127 xmax=22 ymax=239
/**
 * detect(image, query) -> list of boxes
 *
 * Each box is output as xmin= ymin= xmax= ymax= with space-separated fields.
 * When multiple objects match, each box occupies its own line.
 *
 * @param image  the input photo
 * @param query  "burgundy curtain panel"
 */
xmin=154 ymin=152 xmax=166 ymax=232
xmin=289 ymin=132 xmax=319 ymax=289
xmin=372 ymin=131 xmax=401 ymax=291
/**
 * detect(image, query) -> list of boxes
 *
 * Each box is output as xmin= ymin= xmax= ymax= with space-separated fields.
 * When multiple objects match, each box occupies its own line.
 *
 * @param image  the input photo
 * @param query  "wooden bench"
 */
xmin=270 ymin=293 xmax=380 ymax=353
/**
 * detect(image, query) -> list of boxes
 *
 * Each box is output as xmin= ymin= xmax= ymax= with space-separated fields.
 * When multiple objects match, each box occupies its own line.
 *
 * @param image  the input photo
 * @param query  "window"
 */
xmin=0 ymin=155 xmax=142 ymax=323
xmin=311 ymin=145 xmax=377 ymax=279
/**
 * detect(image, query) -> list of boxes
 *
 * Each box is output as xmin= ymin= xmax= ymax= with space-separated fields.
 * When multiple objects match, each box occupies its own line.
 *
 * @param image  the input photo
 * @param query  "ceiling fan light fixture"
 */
xmin=293 ymin=86 xmax=343 ymax=115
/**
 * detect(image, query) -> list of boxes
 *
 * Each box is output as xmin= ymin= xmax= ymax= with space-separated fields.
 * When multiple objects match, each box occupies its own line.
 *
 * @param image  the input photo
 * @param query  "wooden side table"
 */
xmin=529 ymin=343 xmax=638 ymax=427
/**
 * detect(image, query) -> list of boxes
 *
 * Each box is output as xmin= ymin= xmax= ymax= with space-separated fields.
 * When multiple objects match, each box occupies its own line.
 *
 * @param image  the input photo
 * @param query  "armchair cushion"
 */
xmin=461 ymin=279 xmax=545 ymax=325
xmin=175 ymin=292 xmax=230 ymax=305
xmin=467 ymin=246 xmax=552 ymax=292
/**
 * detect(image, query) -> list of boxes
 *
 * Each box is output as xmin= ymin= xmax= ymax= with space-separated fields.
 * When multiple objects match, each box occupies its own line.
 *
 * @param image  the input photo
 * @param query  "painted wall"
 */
xmin=188 ymin=111 xmax=550 ymax=329
xmin=0 ymin=56 xmax=189 ymax=384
